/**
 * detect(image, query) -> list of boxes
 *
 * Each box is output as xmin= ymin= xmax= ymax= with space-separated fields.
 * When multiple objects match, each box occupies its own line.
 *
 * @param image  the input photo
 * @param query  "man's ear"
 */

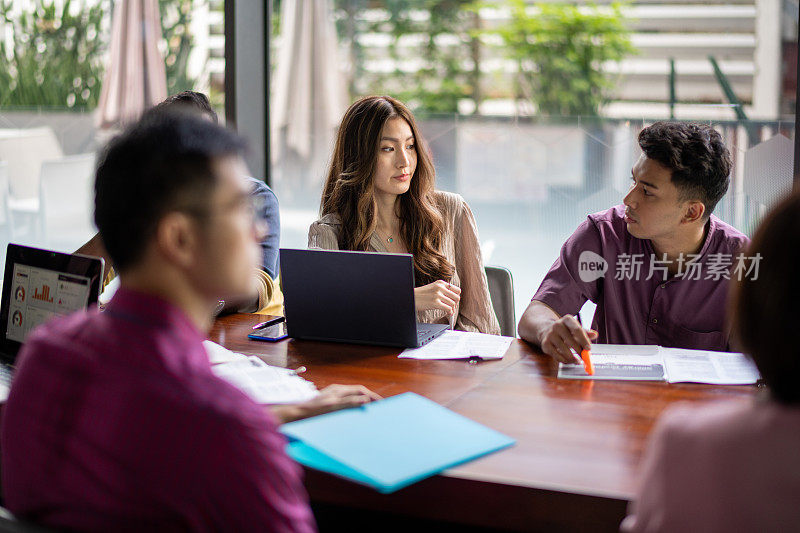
xmin=155 ymin=212 xmax=200 ymax=269
xmin=683 ymin=200 xmax=706 ymax=224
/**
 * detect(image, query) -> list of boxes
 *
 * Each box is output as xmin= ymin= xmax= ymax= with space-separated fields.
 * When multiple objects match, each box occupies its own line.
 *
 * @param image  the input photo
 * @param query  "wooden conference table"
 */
xmin=209 ymin=314 xmax=758 ymax=532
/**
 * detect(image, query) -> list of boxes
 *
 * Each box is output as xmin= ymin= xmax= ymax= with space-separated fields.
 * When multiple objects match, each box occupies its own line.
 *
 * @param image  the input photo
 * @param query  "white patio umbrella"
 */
xmin=96 ymin=0 xmax=167 ymax=130
xmin=270 ymin=0 xmax=347 ymax=192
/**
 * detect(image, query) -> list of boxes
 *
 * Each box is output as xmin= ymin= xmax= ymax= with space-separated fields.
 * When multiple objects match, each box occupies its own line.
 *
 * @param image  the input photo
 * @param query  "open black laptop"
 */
xmin=280 ymin=249 xmax=449 ymax=348
xmin=0 ymin=244 xmax=104 ymax=399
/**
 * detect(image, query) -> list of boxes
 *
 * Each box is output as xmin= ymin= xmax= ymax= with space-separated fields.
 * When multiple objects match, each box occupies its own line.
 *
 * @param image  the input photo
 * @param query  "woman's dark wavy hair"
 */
xmin=729 ymin=191 xmax=800 ymax=404
xmin=320 ymin=95 xmax=454 ymax=286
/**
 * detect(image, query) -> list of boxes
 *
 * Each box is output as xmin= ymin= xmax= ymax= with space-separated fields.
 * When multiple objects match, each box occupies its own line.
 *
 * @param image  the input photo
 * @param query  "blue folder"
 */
xmin=280 ymin=392 xmax=516 ymax=493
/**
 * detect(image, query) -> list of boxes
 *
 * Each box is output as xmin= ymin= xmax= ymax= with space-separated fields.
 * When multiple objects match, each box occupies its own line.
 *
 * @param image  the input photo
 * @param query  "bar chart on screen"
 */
xmin=33 ymin=284 xmax=53 ymax=303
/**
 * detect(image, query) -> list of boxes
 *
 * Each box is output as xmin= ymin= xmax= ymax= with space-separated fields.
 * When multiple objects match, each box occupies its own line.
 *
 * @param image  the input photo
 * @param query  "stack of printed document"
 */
xmin=557 ymin=344 xmax=761 ymax=385
xmin=204 ymin=341 xmax=319 ymax=404
xmin=399 ymin=330 xmax=514 ymax=360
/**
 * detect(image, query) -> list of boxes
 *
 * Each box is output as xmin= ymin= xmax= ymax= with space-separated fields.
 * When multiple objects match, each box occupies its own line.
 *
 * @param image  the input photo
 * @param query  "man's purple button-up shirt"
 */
xmin=533 ymin=205 xmax=750 ymax=351
xmin=1 ymin=288 xmax=316 ymax=532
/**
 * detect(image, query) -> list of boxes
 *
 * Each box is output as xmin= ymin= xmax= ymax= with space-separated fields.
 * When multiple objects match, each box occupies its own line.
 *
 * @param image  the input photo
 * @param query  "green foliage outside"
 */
xmin=0 ymin=0 xmax=108 ymax=109
xmin=160 ymin=0 xmax=197 ymax=96
xmin=328 ymin=0 xmax=634 ymax=116
xmin=491 ymin=0 xmax=636 ymax=116
xmin=334 ymin=0 xmax=481 ymax=115
xmin=1 ymin=0 xmax=635 ymax=116
xmin=365 ymin=0 xmax=479 ymax=115
xmin=0 ymin=0 xmax=198 ymax=110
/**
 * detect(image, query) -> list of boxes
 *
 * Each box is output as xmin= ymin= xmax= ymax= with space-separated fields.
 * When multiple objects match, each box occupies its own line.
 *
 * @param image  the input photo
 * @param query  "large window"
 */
xmin=0 ymin=0 xmax=226 ymax=267
xmin=269 ymin=0 xmax=797 ymax=323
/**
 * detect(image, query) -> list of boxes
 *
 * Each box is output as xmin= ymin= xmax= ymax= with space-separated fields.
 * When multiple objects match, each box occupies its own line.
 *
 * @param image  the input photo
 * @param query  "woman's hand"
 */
xmin=414 ymin=280 xmax=461 ymax=315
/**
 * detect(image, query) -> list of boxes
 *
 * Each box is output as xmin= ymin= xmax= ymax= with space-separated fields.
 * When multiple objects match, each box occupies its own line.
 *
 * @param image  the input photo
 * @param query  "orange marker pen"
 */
xmin=580 ymin=348 xmax=594 ymax=376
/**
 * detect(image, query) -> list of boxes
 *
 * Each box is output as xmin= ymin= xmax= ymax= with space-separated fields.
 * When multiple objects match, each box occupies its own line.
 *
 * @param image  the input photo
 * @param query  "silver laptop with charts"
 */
xmin=280 ymin=249 xmax=449 ymax=348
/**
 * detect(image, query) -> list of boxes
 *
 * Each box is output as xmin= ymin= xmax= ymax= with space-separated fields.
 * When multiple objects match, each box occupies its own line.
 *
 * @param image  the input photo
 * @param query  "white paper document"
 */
xmin=660 ymin=348 xmax=761 ymax=385
xmin=203 ymin=340 xmax=250 ymax=364
xmin=205 ymin=342 xmax=319 ymax=404
xmin=399 ymin=330 xmax=514 ymax=361
xmin=558 ymin=344 xmax=761 ymax=385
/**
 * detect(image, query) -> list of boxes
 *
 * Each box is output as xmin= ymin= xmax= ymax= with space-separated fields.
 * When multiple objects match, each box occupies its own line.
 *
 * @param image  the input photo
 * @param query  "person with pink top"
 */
xmin=1 ymin=110 xmax=379 ymax=531
xmin=623 ymin=191 xmax=800 ymax=532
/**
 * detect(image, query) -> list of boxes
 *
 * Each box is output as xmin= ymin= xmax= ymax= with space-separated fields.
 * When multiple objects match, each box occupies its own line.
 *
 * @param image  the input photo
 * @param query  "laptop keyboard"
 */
xmin=0 ymin=365 xmax=12 ymax=386
xmin=0 ymin=365 xmax=12 ymax=402
xmin=417 ymin=323 xmax=447 ymax=344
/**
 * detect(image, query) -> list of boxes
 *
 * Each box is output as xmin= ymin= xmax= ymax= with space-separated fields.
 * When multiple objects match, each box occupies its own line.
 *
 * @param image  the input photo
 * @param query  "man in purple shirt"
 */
xmin=518 ymin=122 xmax=750 ymax=363
xmin=1 ymin=111 xmax=377 ymax=531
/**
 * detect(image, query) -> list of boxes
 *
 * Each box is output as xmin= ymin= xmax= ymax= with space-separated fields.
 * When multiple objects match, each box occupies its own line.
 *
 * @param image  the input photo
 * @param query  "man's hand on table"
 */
xmin=520 ymin=301 xmax=597 ymax=364
xmin=270 ymin=384 xmax=382 ymax=424
xmin=539 ymin=315 xmax=598 ymax=364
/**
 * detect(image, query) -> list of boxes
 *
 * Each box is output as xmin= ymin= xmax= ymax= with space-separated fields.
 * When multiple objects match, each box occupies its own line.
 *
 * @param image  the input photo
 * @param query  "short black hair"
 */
xmin=150 ymin=90 xmax=218 ymax=123
xmin=638 ymin=122 xmax=731 ymax=218
xmin=94 ymin=110 xmax=246 ymax=272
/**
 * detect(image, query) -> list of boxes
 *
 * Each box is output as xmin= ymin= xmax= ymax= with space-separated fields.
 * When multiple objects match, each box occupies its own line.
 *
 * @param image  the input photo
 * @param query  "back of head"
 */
xmin=730 ymin=191 xmax=800 ymax=404
xmin=94 ymin=110 xmax=246 ymax=273
xmin=150 ymin=90 xmax=218 ymax=123
xmin=638 ymin=122 xmax=731 ymax=217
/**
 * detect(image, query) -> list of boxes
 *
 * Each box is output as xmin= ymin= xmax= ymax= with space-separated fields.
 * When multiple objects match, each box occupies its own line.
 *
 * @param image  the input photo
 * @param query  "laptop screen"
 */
xmin=280 ymin=248 xmax=423 ymax=347
xmin=0 ymin=244 xmax=104 ymax=364
xmin=6 ymin=264 xmax=93 ymax=343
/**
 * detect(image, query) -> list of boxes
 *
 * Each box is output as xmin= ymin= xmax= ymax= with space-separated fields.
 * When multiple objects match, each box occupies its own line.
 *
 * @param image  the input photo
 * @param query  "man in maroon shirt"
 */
xmin=519 ymin=122 xmax=750 ymax=363
xmin=1 ymin=111 xmax=377 ymax=531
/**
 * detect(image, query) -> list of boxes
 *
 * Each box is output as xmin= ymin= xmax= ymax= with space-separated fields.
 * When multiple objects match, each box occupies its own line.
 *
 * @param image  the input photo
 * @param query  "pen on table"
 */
xmin=251 ymin=318 xmax=283 ymax=330
xmin=290 ymin=366 xmax=307 ymax=376
xmin=580 ymin=349 xmax=594 ymax=376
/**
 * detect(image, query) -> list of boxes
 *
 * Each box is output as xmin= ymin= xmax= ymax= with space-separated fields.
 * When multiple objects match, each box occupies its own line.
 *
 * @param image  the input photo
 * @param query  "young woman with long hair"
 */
xmin=308 ymin=96 xmax=499 ymax=334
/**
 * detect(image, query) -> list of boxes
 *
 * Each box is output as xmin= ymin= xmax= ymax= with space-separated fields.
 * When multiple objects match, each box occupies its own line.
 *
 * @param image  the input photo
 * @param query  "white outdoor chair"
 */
xmin=0 ymin=161 xmax=11 ymax=240
xmin=1 ymin=127 xmax=63 ymax=238
xmin=38 ymin=153 xmax=97 ymax=250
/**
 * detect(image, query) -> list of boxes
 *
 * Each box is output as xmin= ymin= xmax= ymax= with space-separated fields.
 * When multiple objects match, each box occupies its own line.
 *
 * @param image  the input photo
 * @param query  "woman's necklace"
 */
xmin=376 ymin=227 xmax=394 ymax=244
xmin=376 ymin=207 xmax=400 ymax=245
xmin=375 ymin=223 xmax=397 ymax=245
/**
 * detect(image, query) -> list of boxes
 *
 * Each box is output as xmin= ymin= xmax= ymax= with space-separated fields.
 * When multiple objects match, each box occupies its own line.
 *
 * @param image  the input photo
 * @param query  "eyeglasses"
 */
xmin=182 ymin=193 xmax=266 ymax=226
